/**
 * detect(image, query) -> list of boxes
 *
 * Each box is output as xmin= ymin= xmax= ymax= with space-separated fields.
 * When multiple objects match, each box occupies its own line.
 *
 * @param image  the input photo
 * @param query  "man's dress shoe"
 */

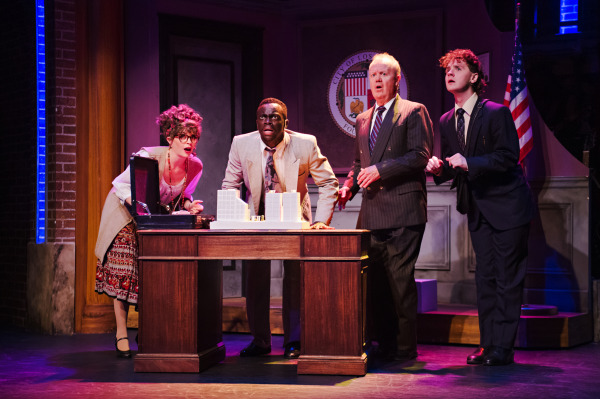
xmin=371 ymin=346 xmax=417 ymax=362
xmin=390 ymin=349 xmax=417 ymax=362
xmin=284 ymin=341 xmax=301 ymax=359
xmin=466 ymin=347 xmax=490 ymax=365
xmin=483 ymin=347 xmax=514 ymax=366
xmin=240 ymin=342 xmax=271 ymax=357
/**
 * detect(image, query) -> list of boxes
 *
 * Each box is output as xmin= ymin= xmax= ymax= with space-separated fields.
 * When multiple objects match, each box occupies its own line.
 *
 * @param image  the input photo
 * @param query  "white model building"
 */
xmin=210 ymin=189 xmax=310 ymax=230
xmin=214 ymin=189 xmax=251 ymax=221
xmin=264 ymin=191 xmax=282 ymax=222
xmin=284 ymin=192 xmax=302 ymax=221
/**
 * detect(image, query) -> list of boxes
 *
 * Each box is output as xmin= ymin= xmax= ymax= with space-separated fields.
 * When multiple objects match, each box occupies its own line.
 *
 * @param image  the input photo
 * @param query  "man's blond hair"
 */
xmin=370 ymin=52 xmax=401 ymax=77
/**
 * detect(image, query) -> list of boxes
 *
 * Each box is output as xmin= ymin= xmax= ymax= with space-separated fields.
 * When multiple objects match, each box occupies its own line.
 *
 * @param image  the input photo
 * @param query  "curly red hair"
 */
xmin=156 ymin=104 xmax=203 ymax=141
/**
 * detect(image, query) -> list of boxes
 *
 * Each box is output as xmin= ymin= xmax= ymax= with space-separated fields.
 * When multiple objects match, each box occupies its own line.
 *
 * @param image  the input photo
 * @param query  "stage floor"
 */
xmin=1 ymin=326 xmax=599 ymax=398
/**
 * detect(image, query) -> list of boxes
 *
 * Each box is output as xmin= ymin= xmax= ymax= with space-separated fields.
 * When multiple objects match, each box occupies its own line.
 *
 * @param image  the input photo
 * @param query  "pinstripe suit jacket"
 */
xmin=346 ymin=95 xmax=434 ymax=230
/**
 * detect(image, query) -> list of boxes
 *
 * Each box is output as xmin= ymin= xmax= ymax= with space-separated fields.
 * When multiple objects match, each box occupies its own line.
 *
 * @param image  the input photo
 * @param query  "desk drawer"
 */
xmin=139 ymin=234 xmax=197 ymax=257
xmin=197 ymin=235 xmax=301 ymax=259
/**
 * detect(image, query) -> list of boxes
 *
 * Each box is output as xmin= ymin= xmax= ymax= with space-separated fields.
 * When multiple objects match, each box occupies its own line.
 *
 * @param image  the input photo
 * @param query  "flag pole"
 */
xmin=504 ymin=1 xmax=533 ymax=170
xmin=516 ymin=3 xmax=527 ymax=176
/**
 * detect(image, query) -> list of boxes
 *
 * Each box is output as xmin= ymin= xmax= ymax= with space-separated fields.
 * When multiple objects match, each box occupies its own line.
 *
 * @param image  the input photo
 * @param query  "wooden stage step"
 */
xmin=222 ymin=299 xmax=593 ymax=349
xmin=128 ymin=298 xmax=593 ymax=349
xmin=416 ymin=303 xmax=593 ymax=348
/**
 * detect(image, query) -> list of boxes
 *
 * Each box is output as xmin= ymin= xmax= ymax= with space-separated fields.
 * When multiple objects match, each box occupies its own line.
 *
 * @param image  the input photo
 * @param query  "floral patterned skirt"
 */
xmin=95 ymin=222 xmax=139 ymax=304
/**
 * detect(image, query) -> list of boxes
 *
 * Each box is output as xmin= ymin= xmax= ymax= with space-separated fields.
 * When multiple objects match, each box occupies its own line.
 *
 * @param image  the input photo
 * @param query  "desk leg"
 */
xmin=135 ymin=260 xmax=225 ymax=373
xmin=298 ymin=260 xmax=368 ymax=375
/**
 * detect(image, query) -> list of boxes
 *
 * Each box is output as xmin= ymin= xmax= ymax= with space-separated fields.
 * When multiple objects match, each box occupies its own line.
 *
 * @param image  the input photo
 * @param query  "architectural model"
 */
xmin=210 ymin=189 xmax=310 ymax=230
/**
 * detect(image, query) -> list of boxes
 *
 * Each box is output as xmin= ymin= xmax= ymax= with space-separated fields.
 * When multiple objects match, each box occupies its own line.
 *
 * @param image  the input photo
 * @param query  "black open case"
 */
xmin=130 ymin=155 xmax=212 ymax=229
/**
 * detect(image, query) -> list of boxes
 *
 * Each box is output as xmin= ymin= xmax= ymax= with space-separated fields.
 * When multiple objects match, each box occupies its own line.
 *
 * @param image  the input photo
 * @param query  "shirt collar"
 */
xmin=261 ymin=131 xmax=288 ymax=153
xmin=379 ymin=96 xmax=396 ymax=113
xmin=455 ymin=93 xmax=478 ymax=117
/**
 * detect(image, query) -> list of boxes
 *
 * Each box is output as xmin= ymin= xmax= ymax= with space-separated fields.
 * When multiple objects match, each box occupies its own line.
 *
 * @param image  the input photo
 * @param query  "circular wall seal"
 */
xmin=327 ymin=50 xmax=409 ymax=138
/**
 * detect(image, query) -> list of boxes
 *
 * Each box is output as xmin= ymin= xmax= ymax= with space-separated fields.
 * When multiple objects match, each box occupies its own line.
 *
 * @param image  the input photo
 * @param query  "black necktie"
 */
xmin=456 ymin=108 xmax=466 ymax=153
xmin=369 ymin=106 xmax=386 ymax=154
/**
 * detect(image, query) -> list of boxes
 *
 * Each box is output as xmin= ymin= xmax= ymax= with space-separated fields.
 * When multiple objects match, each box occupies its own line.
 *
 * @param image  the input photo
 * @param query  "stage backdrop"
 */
xmin=298 ymin=10 xmax=443 ymax=173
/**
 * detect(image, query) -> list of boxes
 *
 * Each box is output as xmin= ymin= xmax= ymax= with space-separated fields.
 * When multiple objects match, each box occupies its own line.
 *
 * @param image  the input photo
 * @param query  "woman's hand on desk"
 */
xmin=186 ymin=200 xmax=204 ymax=214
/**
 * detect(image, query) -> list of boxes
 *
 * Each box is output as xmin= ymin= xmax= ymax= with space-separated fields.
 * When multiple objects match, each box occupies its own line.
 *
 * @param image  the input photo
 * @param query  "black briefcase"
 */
xmin=129 ymin=155 xmax=212 ymax=229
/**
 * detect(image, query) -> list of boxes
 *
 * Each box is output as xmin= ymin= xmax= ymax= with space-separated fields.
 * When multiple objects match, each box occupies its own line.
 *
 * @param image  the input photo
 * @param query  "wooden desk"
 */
xmin=135 ymin=229 xmax=370 ymax=375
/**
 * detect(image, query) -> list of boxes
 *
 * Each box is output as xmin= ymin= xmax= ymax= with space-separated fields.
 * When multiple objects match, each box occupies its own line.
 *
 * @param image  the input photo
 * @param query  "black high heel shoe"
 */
xmin=115 ymin=337 xmax=131 ymax=358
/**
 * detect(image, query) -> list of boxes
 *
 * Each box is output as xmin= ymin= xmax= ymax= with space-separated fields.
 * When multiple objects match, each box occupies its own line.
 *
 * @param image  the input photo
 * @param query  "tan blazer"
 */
xmin=94 ymin=146 xmax=202 ymax=260
xmin=221 ymin=130 xmax=338 ymax=224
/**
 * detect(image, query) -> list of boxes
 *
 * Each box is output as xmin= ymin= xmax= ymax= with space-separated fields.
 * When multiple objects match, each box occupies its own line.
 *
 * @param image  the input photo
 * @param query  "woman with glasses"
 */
xmin=94 ymin=104 xmax=204 ymax=358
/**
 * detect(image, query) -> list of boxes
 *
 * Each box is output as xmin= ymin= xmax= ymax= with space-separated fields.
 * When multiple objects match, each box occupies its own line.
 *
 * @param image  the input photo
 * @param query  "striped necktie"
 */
xmin=369 ymin=106 xmax=386 ymax=154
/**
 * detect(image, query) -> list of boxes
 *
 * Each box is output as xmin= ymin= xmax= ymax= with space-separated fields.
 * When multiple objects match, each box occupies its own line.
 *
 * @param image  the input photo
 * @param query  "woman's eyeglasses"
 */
xmin=177 ymin=133 xmax=199 ymax=142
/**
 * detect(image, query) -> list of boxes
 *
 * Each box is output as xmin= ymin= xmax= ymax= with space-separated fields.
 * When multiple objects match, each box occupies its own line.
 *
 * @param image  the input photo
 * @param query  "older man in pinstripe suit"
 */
xmin=338 ymin=53 xmax=433 ymax=362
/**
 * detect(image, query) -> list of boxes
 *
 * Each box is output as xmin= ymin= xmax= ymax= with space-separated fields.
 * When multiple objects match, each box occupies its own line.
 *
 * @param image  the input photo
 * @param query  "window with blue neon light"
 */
xmin=36 ymin=0 xmax=46 ymax=244
xmin=559 ymin=0 xmax=579 ymax=34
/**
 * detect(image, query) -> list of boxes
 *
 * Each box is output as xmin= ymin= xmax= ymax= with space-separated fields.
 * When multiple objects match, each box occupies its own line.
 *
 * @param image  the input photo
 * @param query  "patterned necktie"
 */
xmin=456 ymin=108 xmax=466 ymax=153
xmin=264 ymin=147 xmax=281 ymax=194
xmin=369 ymin=106 xmax=386 ymax=154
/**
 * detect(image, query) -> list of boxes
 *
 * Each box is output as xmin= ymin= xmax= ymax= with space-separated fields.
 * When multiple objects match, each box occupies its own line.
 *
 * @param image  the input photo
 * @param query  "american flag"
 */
xmin=345 ymin=71 xmax=368 ymax=96
xmin=503 ymin=18 xmax=533 ymax=162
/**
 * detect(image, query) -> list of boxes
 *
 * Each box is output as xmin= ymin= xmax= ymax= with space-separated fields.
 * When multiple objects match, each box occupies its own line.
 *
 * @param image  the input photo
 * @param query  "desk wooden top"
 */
xmin=137 ymin=229 xmax=370 ymax=261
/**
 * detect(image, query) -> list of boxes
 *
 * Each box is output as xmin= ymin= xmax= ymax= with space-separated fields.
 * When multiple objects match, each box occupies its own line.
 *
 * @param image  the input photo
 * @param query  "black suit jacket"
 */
xmin=345 ymin=95 xmax=434 ymax=230
xmin=434 ymin=98 xmax=535 ymax=231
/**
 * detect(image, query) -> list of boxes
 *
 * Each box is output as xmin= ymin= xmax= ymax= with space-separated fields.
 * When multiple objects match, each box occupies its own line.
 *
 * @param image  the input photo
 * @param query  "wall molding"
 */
xmin=311 ymin=176 xmax=590 ymax=310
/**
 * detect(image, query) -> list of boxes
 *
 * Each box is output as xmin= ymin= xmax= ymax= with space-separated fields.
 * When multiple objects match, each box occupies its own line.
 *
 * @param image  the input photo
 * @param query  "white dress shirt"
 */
xmin=454 ymin=92 xmax=479 ymax=145
xmin=369 ymin=96 xmax=396 ymax=133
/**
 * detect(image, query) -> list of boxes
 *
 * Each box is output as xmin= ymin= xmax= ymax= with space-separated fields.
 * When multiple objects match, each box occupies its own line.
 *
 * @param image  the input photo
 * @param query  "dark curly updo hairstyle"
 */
xmin=156 ymin=104 xmax=203 ymax=141
xmin=439 ymin=49 xmax=487 ymax=95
